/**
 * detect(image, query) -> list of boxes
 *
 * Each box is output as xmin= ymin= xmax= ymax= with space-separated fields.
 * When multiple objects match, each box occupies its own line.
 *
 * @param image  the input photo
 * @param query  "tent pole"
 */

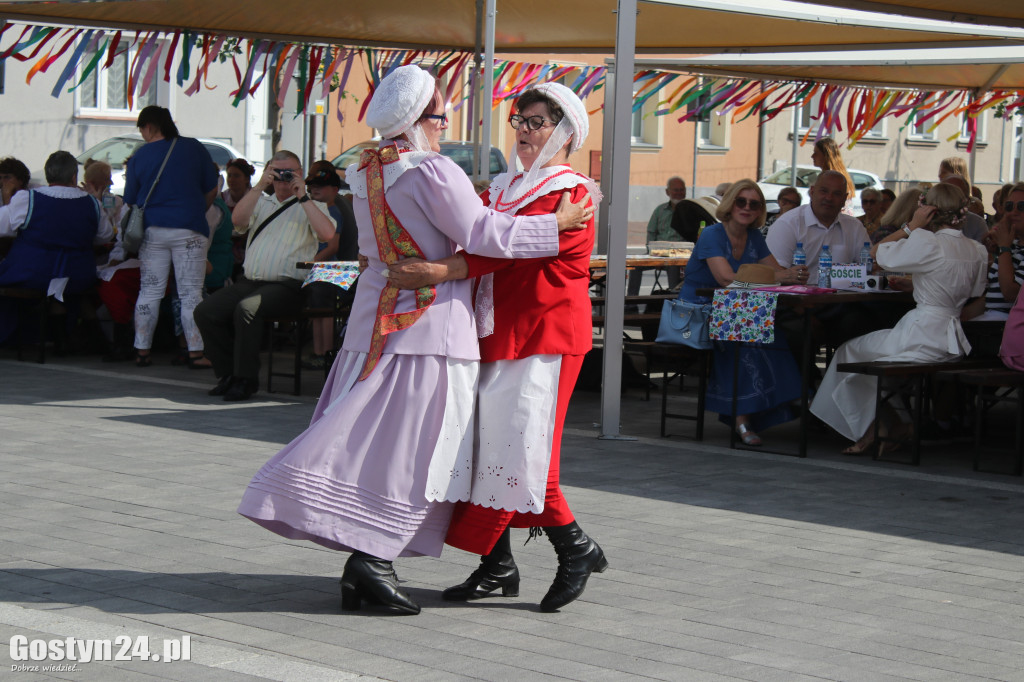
xmin=599 ymin=0 xmax=637 ymax=440
xmin=480 ymin=0 xmax=496 ymax=182
xmin=469 ymin=0 xmax=483 ymax=179
xmin=597 ymin=59 xmax=615 ymax=256
xmin=691 ymin=80 xmax=699 ymax=198
xmin=790 ymin=105 xmax=799 ymax=188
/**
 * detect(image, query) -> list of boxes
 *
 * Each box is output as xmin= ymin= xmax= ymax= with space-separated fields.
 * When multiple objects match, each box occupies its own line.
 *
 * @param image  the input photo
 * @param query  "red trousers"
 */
xmin=97 ymin=268 xmax=141 ymax=325
xmin=445 ymin=353 xmax=583 ymax=555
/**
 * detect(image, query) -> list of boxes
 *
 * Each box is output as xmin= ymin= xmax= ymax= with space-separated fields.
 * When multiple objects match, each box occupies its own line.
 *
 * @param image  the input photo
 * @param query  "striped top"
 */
xmin=983 ymin=240 xmax=1024 ymax=314
xmin=240 ymin=193 xmax=334 ymax=282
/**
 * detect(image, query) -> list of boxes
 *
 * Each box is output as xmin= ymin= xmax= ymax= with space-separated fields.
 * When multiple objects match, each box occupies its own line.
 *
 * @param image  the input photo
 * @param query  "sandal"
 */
xmin=878 ymin=423 xmax=913 ymax=457
xmin=841 ymin=438 xmax=874 ymax=456
xmin=186 ymin=353 xmax=213 ymax=370
xmin=736 ymin=423 xmax=762 ymax=446
xmin=135 ymin=350 xmax=152 ymax=367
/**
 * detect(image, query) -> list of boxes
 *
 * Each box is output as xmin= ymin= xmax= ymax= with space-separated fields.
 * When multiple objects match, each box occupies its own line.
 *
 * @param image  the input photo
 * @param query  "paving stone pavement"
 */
xmin=1 ymin=356 xmax=1023 ymax=681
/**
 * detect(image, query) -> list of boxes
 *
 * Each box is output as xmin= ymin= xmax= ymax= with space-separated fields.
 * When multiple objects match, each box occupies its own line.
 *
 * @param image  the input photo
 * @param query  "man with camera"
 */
xmin=194 ymin=150 xmax=336 ymax=401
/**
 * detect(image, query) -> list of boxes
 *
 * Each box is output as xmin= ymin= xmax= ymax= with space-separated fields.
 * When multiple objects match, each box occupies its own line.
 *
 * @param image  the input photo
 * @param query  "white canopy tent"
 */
xmin=4 ymin=0 xmax=1023 ymax=436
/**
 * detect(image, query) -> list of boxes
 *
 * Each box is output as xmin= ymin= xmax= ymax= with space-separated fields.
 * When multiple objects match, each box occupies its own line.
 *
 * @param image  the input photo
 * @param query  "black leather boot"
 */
xmin=539 ymin=522 xmax=608 ymax=612
xmin=339 ymin=551 xmax=420 ymax=615
xmin=442 ymin=529 xmax=519 ymax=601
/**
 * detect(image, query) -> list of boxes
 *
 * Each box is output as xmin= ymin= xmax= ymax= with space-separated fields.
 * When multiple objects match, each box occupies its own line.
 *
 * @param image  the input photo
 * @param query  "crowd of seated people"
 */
xmin=0 ymin=106 xmax=354 ymax=375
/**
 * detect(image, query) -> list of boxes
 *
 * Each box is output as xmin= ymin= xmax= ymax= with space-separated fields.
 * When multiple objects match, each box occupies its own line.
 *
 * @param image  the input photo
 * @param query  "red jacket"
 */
xmin=463 ymin=182 xmax=595 ymax=361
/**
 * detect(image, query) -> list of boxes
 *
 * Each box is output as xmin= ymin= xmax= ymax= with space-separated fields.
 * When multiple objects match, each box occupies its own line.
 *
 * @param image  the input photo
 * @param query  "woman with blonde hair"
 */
xmin=812 ymin=137 xmax=855 ymax=209
xmin=678 ymin=178 xmax=807 ymax=446
xmin=939 ymin=157 xmax=970 ymax=188
xmin=871 ymin=187 xmax=923 ymax=244
xmin=811 ymin=183 xmax=988 ymax=454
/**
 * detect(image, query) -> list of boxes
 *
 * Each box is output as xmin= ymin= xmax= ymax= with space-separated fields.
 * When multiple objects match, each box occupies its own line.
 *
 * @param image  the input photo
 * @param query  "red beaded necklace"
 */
xmin=493 ymin=168 xmax=580 ymax=213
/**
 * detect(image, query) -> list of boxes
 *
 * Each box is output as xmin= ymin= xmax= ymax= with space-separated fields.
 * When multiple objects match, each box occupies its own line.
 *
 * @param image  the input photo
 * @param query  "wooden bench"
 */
xmin=623 ymin=340 xmax=710 ymax=439
xmin=836 ymin=357 xmax=1001 ymax=465
xmin=0 ymin=287 xmax=49 ymax=363
xmin=936 ymin=367 xmax=1024 ymax=476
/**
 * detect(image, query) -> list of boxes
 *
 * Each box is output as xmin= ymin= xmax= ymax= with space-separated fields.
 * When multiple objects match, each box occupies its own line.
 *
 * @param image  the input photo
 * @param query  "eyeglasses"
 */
xmin=509 ymin=114 xmax=555 ymax=131
xmin=777 ymin=197 xmax=798 ymax=206
xmin=862 ymin=199 xmax=878 ymax=205
xmin=1005 ymin=201 xmax=1024 ymax=213
xmin=422 ymin=113 xmax=448 ymax=128
xmin=733 ymin=197 xmax=764 ymax=211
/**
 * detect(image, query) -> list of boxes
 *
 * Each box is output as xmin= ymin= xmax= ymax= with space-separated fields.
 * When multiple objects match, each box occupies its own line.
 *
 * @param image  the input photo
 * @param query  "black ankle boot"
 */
xmin=340 ymin=551 xmax=420 ymax=615
xmin=539 ymin=522 xmax=608 ymax=612
xmin=442 ymin=529 xmax=520 ymax=601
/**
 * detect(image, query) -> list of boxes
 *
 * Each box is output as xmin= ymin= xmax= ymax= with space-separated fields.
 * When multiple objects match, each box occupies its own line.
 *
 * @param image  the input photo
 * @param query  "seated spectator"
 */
xmin=857 ymin=187 xmax=883 ymax=235
xmin=940 ymin=175 xmax=987 ymax=242
xmin=962 ymin=182 xmax=1024 ymax=324
xmin=767 ymin=170 xmax=869 ymax=284
xmin=627 ymin=176 xmax=686 ymax=296
xmin=82 ymin=160 xmax=123 ymax=243
xmin=990 ymin=183 xmax=1014 ymax=227
xmin=872 ymin=188 xmax=922 ymax=245
xmin=1000 ymin=289 xmax=1024 ymax=372
xmin=763 ymin=186 xmax=801 ymax=234
xmin=678 ymin=179 xmax=806 ymax=447
xmin=224 ymin=158 xmax=256 ymax=282
xmin=194 ymin=150 xmax=336 ymax=401
xmin=767 ymin=169 xmax=880 ymax=356
xmin=302 ymin=159 xmax=359 ymax=369
xmin=879 ymin=188 xmax=896 ymax=215
xmin=96 ymin=227 xmax=141 ymax=362
xmin=812 ymin=183 xmax=987 ymax=454
xmin=0 ymin=151 xmax=112 ymax=344
xmin=0 ymin=156 xmax=30 ymax=206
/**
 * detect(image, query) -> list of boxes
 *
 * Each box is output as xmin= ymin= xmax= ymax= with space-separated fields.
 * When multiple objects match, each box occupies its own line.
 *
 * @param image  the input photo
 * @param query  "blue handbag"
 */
xmin=656 ymin=298 xmax=713 ymax=349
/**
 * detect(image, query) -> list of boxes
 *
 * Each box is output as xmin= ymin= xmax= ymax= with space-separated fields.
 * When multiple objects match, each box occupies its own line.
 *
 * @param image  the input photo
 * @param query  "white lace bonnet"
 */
xmin=532 ymin=82 xmax=588 ymax=153
xmin=365 ymin=65 xmax=435 ymax=140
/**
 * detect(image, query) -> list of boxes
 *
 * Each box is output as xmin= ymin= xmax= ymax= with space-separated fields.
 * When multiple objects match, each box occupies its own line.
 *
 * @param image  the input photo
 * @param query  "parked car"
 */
xmin=31 ymin=133 xmax=262 ymax=196
xmin=331 ymin=140 xmax=508 ymax=190
xmin=758 ymin=165 xmax=884 ymax=214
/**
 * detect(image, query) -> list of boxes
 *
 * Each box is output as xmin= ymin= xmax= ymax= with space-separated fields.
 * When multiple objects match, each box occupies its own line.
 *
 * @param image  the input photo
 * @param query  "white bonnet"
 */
xmin=531 ymin=82 xmax=589 ymax=152
xmin=365 ymin=65 xmax=436 ymax=139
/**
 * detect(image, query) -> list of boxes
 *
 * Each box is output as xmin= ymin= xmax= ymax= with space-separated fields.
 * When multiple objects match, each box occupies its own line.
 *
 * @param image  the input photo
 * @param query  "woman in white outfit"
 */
xmin=811 ymin=183 xmax=988 ymax=454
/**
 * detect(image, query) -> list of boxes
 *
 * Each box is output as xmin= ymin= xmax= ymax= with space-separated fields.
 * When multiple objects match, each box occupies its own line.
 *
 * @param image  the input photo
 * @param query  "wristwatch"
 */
xmin=298 ymin=194 xmax=311 ymax=203
xmin=901 ymin=223 xmax=912 ymax=237
xmin=998 ymin=246 xmax=1013 ymax=255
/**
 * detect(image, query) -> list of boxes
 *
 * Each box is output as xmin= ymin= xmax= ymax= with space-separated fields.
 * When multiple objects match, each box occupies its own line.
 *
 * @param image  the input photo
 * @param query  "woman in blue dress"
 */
xmin=679 ymin=179 xmax=807 ymax=446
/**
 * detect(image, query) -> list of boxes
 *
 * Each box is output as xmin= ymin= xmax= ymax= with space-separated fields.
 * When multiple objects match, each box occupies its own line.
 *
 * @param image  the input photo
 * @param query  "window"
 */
xmin=908 ymin=112 xmax=938 ymax=141
xmin=693 ymin=79 xmax=729 ymax=150
xmin=796 ymin=92 xmax=823 ymax=133
xmin=959 ymin=111 xmax=988 ymax=144
xmin=77 ymin=44 xmax=157 ymax=117
xmin=630 ymin=78 xmax=662 ymax=147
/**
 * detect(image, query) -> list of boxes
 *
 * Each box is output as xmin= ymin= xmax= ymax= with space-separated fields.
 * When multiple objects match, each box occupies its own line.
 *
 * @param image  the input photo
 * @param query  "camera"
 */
xmin=274 ymin=169 xmax=295 ymax=182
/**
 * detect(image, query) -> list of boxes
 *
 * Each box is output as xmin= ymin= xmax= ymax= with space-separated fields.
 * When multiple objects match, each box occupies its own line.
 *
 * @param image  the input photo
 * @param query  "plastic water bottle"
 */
xmin=793 ymin=242 xmax=807 ymax=267
xmin=859 ymin=241 xmax=873 ymax=273
xmin=819 ymin=244 xmax=832 ymax=288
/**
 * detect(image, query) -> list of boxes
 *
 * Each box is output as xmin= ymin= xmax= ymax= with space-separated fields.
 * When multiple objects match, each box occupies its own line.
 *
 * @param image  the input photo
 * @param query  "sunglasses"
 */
xmin=777 ymin=197 xmax=798 ymax=206
xmin=1004 ymin=201 xmax=1024 ymax=213
xmin=509 ymin=114 xmax=555 ymax=131
xmin=733 ymin=197 xmax=764 ymax=211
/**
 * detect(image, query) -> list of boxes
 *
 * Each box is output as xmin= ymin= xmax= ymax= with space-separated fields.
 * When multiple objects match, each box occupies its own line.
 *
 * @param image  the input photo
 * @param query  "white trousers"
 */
xmin=134 ymin=226 xmax=208 ymax=351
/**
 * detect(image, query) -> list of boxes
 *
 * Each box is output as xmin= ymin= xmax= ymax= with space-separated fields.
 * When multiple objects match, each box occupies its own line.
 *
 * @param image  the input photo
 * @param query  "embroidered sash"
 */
xmin=358 ymin=145 xmax=436 ymax=380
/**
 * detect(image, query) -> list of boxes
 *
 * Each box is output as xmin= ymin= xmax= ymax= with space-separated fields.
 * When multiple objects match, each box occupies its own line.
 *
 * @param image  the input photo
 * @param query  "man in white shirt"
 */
xmin=767 ymin=170 xmax=899 ymax=359
xmin=767 ymin=170 xmax=869 ymax=285
xmin=194 ymin=150 xmax=336 ymax=401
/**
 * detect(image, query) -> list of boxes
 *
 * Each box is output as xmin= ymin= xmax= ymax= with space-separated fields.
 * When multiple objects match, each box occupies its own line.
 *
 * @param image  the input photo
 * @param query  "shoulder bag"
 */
xmin=656 ymin=297 xmax=713 ymax=349
xmin=120 ymin=137 xmax=177 ymax=254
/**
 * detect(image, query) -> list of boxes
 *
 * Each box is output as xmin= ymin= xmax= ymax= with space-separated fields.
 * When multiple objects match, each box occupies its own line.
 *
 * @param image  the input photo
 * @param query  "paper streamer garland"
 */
xmin=2 ymin=20 xmax=1020 ymax=151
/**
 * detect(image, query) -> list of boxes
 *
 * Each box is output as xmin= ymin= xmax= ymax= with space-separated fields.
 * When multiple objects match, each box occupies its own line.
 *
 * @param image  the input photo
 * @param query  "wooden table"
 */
xmin=699 ymin=288 xmax=915 ymax=457
xmin=589 ymin=256 xmax=689 ymax=270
